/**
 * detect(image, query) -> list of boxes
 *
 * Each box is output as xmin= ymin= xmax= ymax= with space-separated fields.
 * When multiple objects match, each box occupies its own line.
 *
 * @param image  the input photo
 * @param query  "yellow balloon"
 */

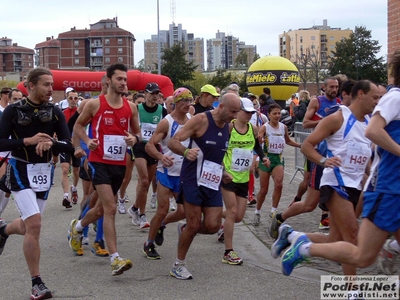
xmin=247 ymin=56 xmax=300 ymax=102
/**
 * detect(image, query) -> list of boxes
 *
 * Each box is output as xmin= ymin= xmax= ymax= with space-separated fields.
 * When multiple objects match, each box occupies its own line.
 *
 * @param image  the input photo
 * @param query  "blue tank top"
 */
xmin=180 ymin=111 xmax=229 ymax=187
xmin=312 ymin=96 xmax=341 ymax=120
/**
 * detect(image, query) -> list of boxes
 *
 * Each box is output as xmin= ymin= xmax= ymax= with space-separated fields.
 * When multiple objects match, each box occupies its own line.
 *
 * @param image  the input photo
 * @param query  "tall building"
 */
xmin=279 ymin=19 xmax=352 ymax=67
xmin=144 ymin=23 xmax=204 ymax=72
xmin=0 ymin=37 xmax=34 ymax=80
xmin=206 ymin=31 xmax=256 ymax=71
xmin=388 ymin=0 xmax=400 ymax=58
xmin=35 ymin=18 xmax=135 ymax=71
xmin=35 ymin=37 xmax=60 ymax=70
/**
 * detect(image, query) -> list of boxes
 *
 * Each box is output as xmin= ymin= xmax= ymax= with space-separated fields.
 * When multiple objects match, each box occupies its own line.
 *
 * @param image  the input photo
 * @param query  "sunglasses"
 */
xmin=68 ymin=96 xmax=79 ymax=100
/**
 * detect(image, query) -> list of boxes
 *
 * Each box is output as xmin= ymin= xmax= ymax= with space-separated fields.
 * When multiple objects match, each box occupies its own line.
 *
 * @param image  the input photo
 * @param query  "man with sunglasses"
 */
xmin=59 ymin=89 xmax=81 ymax=208
xmin=0 ymin=68 xmax=73 ymax=299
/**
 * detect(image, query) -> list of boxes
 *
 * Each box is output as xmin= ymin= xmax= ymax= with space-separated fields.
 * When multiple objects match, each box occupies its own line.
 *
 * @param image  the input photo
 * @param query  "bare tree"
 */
xmin=308 ymin=47 xmax=325 ymax=91
xmin=294 ymin=48 xmax=312 ymax=90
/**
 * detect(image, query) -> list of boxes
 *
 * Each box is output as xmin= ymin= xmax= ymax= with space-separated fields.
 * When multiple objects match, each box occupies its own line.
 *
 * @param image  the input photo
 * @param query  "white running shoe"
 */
xmin=377 ymin=239 xmax=399 ymax=275
xmin=118 ymin=201 xmax=126 ymax=214
xmin=253 ymin=213 xmax=261 ymax=226
xmin=169 ymin=198 xmax=176 ymax=211
xmin=128 ymin=206 xmax=140 ymax=226
xmin=139 ymin=214 xmax=150 ymax=229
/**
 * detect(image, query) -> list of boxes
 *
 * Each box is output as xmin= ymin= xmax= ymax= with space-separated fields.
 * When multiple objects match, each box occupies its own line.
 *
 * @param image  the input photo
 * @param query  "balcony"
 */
xmin=91 ymin=60 xmax=103 ymax=66
xmin=90 ymin=53 xmax=103 ymax=57
xmin=91 ymin=43 xmax=103 ymax=48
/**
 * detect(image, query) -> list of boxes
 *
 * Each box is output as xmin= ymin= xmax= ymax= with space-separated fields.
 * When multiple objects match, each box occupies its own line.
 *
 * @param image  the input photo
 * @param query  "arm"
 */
xmin=145 ymin=119 xmax=174 ymax=167
xmin=252 ymin=124 xmax=270 ymax=167
xmin=284 ymin=124 xmax=301 ymax=148
xmin=124 ymin=102 xmax=141 ymax=147
xmin=365 ymin=112 xmax=400 ymax=157
xmin=74 ymin=99 xmax=99 ymax=151
xmin=302 ymin=97 xmax=320 ymax=129
xmin=301 ymin=112 xmax=343 ymax=168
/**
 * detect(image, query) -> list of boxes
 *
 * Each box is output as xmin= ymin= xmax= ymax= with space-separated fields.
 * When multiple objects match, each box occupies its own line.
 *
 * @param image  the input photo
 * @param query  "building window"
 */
xmin=105 ymin=48 xmax=110 ymax=54
xmin=330 ymin=36 xmax=334 ymax=40
xmin=311 ymin=36 xmax=315 ymax=41
xmin=74 ymin=40 xmax=79 ymax=46
xmin=74 ymin=58 xmax=80 ymax=64
xmin=105 ymin=57 xmax=110 ymax=63
xmin=118 ymin=57 xmax=123 ymax=62
xmin=118 ymin=48 xmax=123 ymax=54
xmin=105 ymin=39 xmax=110 ymax=44
xmin=330 ymin=45 xmax=335 ymax=49
xmin=74 ymin=49 xmax=79 ymax=55
xmin=118 ymin=38 xmax=123 ymax=44
xmin=300 ymin=36 xmax=303 ymax=43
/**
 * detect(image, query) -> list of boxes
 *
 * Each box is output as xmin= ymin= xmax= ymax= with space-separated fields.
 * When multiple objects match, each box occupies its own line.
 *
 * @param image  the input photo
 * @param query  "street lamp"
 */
xmin=157 ymin=0 xmax=161 ymax=75
xmin=355 ymin=54 xmax=359 ymax=80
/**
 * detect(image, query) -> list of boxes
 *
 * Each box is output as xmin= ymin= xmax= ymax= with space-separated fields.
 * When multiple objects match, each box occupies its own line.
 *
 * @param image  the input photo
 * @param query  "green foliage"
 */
xmin=235 ymin=49 xmax=248 ymax=68
xmin=328 ymin=26 xmax=387 ymax=83
xmin=161 ymin=43 xmax=198 ymax=88
xmin=135 ymin=59 xmax=145 ymax=72
xmin=0 ymin=80 xmax=19 ymax=89
xmin=253 ymin=53 xmax=260 ymax=63
xmin=183 ymin=72 xmax=207 ymax=96
xmin=207 ymin=69 xmax=236 ymax=90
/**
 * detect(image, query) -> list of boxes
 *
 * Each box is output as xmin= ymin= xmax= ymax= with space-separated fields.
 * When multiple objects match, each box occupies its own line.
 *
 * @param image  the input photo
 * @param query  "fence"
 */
xmin=289 ymin=122 xmax=312 ymax=183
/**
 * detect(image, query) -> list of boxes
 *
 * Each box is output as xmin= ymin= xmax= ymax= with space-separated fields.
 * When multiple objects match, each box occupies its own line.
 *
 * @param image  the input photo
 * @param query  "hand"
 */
xmin=261 ymin=157 xmax=270 ymax=167
xmin=25 ymin=132 xmax=52 ymax=146
xmin=35 ymin=140 xmax=53 ymax=157
xmin=161 ymin=155 xmax=175 ymax=168
xmin=324 ymin=157 xmax=342 ymax=168
xmin=185 ymin=148 xmax=200 ymax=161
xmin=222 ymin=170 xmax=233 ymax=184
xmin=86 ymin=139 xmax=99 ymax=151
xmin=74 ymin=148 xmax=86 ymax=159
xmin=124 ymin=130 xmax=136 ymax=147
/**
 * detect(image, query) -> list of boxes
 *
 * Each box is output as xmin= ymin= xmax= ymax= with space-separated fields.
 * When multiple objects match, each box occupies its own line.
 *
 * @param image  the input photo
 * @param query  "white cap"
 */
xmin=65 ymin=87 xmax=75 ymax=94
xmin=240 ymin=98 xmax=256 ymax=113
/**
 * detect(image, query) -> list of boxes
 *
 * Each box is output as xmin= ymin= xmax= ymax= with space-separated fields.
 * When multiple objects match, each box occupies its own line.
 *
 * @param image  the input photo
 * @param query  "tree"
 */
xmin=135 ymin=59 xmax=145 ymax=72
xmin=328 ymin=26 xmax=387 ymax=83
xmin=235 ymin=49 xmax=248 ymax=68
xmin=253 ymin=53 xmax=260 ymax=63
xmin=161 ymin=43 xmax=198 ymax=88
xmin=208 ymin=69 xmax=236 ymax=91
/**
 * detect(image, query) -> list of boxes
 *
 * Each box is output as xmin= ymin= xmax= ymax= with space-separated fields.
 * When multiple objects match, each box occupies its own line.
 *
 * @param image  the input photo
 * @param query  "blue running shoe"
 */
xmin=281 ymin=233 xmax=309 ymax=276
xmin=271 ymin=223 xmax=293 ymax=258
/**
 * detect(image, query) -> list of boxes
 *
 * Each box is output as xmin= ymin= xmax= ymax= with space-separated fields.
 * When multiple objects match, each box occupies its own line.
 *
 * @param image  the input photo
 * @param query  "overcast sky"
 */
xmin=2 ymin=0 xmax=387 ymax=65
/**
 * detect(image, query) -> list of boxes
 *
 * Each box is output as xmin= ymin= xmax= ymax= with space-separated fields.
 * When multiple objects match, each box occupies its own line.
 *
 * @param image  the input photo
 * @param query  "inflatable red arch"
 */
xmin=16 ymin=69 xmax=174 ymax=97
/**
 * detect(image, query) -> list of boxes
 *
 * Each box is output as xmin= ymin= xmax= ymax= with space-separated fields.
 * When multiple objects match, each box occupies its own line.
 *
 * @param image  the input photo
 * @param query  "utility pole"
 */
xmin=157 ymin=0 xmax=161 ymax=74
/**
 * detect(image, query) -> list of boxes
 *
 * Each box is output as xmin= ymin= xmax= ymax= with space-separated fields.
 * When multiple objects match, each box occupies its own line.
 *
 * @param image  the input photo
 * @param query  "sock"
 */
xmin=255 ymin=209 xmax=261 ymax=214
xmin=294 ymin=196 xmax=301 ymax=202
xmin=132 ymin=206 xmax=138 ymax=212
xmin=389 ymin=240 xmax=400 ymax=253
xmin=31 ymin=275 xmax=43 ymax=287
xmin=271 ymin=207 xmax=277 ymax=214
xmin=0 ymin=224 xmax=8 ymax=238
xmin=299 ymin=242 xmax=311 ymax=257
xmin=224 ymin=249 xmax=233 ymax=255
xmin=71 ymin=185 xmax=77 ymax=192
xmin=276 ymin=213 xmax=285 ymax=223
xmin=75 ymin=220 xmax=84 ymax=232
xmin=175 ymin=258 xmax=185 ymax=265
xmin=64 ymin=192 xmax=69 ymax=198
xmin=95 ymin=216 xmax=104 ymax=242
xmin=110 ymin=252 xmax=120 ymax=263
xmin=287 ymin=231 xmax=300 ymax=243
xmin=146 ymin=239 xmax=155 ymax=246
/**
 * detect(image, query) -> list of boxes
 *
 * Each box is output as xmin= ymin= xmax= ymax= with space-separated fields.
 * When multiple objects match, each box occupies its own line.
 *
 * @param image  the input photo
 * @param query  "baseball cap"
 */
xmin=247 ymin=93 xmax=256 ymax=99
xmin=173 ymin=87 xmax=193 ymax=103
xmin=65 ymin=87 xmax=75 ymax=94
xmin=200 ymin=84 xmax=220 ymax=97
xmin=145 ymin=82 xmax=160 ymax=94
xmin=240 ymin=98 xmax=256 ymax=113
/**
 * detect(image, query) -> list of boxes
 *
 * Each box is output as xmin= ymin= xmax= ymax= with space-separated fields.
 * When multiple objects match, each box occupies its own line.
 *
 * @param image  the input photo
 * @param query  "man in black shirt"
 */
xmin=193 ymin=84 xmax=219 ymax=115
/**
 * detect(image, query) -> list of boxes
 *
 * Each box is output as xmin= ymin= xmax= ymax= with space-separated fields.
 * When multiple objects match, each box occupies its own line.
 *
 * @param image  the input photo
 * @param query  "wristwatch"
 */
xmin=319 ymin=157 xmax=327 ymax=166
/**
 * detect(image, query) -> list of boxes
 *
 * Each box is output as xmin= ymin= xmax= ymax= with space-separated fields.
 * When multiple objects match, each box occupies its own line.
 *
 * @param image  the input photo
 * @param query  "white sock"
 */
xmin=255 ymin=209 xmax=261 ymax=214
xmin=299 ymin=242 xmax=311 ymax=257
xmin=287 ymin=231 xmax=300 ymax=243
xmin=389 ymin=240 xmax=400 ymax=253
xmin=71 ymin=185 xmax=77 ymax=192
xmin=76 ymin=220 xmax=84 ymax=232
xmin=271 ymin=207 xmax=277 ymax=213
xmin=64 ymin=192 xmax=69 ymax=198
xmin=110 ymin=252 xmax=120 ymax=263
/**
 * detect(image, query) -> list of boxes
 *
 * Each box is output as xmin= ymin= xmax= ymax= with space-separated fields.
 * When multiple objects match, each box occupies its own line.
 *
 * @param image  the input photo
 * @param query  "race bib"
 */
xmin=231 ymin=148 xmax=253 ymax=172
xmin=27 ymin=163 xmax=52 ymax=192
xmin=198 ymin=160 xmax=223 ymax=191
xmin=103 ymin=135 xmax=126 ymax=161
xmin=141 ymin=123 xmax=157 ymax=142
xmin=268 ymin=135 xmax=285 ymax=154
xmin=343 ymin=140 xmax=370 ymax=172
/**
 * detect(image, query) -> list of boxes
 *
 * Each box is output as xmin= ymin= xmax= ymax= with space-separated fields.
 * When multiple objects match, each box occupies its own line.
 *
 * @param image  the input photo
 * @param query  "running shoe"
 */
xmin=217 ymin=226 xmax=224 ymax=243
xmin=319 ymin=216 xmax=330 ymax=230
xmin=253 ymin=213 xmax=261 ymax=226
xmin=91 ymin=240 xmax=109 ymax=257
xmin=222 ymin=250 xmax=243 ymax=265
xmin=155 ymin=225 xmax=166 ymax=246
xmin=62 ymin=196 xmax=72 ymax=209
xmin=271 ymin=223 xmax=293 ymax=258
xmin=281 ymin=233 xmax=309 ymax=276
xmin=169 ymin=198 xmax=176 ymax=211
xmin=143 ymin=242 xmax=161 ymax=259
xmin=247 ymin=197 xmax=257 ymax=205
xmin=111 ymin=256 xmax=133 ymax=276
xmin=377 ymin=239 xmax=399 ymax=275
xmin=139 ymin=215 xmax=150 ymax=229
xmin=268 ymin=211 xmax=282 ymax=239
xmin=30 ymin=282 xmax=52 ymax=300
xmin=82 ymin=236 xmax=89 ymax=245
xmin=128 ymin=206 xmax=140 ymax=226
xmin=170 ymin=262 xmax=193 ymax=280
xmin=150 ymin=194 xmax=157 ymax=209
xmin=118 ymin=201 xmax=126 ymax=214
xmin=68 ymin=219 xmax=83 ymax=256
xmin=70 ymin=186 xmax=78 ymax=205
xmin=0 ymin=220 xmax=8 ymax=255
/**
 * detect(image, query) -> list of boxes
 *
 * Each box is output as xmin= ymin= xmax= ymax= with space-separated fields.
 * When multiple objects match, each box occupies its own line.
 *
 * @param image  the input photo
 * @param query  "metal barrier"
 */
xmin=289 ymin=122 xmax=312 ymax=183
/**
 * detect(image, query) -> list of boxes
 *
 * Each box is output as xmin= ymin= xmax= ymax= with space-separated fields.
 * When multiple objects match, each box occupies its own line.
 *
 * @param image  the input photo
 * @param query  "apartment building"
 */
xmin=0 ymin=37 xmax=34 ymax=80
xmin=279 ymin=19 xmax=352 ymax=67
xmin=388 ymin=0 xmax=400 ymax=58
xmin=35 ymin=37 xmax=60 ymax=70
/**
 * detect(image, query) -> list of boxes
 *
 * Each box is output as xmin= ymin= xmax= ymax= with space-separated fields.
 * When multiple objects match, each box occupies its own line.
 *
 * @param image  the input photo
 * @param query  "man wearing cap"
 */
xmin=128 ymin=82 xmax=167 ymax=229
xmin=58 ymin=87 xmax=75 ymax=110
xmin=142 ymin=87 xmax=193 ymax=259
xmin=193 ymin=84 xmax=220 ymax=115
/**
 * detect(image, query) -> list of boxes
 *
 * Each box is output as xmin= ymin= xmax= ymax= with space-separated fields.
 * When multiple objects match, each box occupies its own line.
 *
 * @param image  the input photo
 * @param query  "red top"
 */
xmin=63 ymin=107 xmax=78 ymax=122
xmin=88 ymin=95 xmax=132 ymax=166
